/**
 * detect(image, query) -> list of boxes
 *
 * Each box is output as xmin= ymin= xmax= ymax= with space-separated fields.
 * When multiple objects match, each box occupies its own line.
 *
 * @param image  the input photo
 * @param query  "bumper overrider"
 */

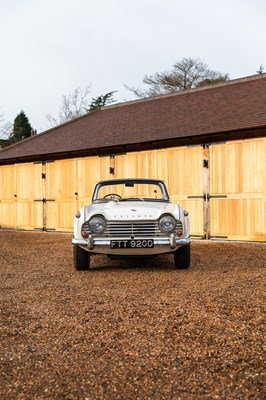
xmin=72 ymin=234 xmax=191 ymax=255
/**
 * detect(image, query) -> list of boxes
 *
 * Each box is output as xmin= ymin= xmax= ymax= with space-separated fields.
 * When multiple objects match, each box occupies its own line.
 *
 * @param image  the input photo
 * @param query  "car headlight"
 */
xmin=88 ymin=216 xmax=106 ymax=234
xmin=159 ymin=215 xmax=176 ymax=233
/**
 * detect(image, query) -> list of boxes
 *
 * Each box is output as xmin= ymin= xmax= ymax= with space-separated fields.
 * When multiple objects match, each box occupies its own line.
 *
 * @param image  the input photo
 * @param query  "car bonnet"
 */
xmin=84 ymin=200 xmax=180 ymax=222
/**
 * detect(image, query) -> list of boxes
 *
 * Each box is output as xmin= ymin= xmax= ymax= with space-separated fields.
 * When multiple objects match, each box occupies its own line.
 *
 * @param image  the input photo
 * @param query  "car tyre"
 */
xmin=74 ymin=245 xmax=90 ymax=270
xmin=174 ymin=244 xmax=190 ymax=269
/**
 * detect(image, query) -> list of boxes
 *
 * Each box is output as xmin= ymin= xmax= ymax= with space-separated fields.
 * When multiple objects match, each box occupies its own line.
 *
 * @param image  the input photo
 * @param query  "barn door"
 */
xmin=44 ymin=159 xmax=75 ymax=232
xmin=43 ymin=156 xmax=112 ymax=232
xmin=16 ymin=163 xmax=43 ymax=230
xmin=114 ymin=151 xmax=158 ymax=179
xmin=209 ymin=138 xmax=266 ymax=241
xmin=163 ymin=146 xmax=205 ymax=238
xmin=0 ymin=165 xmax=17 ymax=229
xmin=113 ymin=146 xmax=205 ymax=238
xmin=75 ymin=155 xmax=111 ymax=211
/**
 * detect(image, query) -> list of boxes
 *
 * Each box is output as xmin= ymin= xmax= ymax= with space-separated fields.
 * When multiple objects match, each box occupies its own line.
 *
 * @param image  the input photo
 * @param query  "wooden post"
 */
xmin=42 ymin=162 xmax=46 ymax=230
xmin=203 ymin=144 xmax=210 ymax=239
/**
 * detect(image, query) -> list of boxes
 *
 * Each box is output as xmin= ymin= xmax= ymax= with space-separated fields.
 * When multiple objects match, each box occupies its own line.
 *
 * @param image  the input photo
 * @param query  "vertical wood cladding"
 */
xmin=0 ymin=138 xmax=265 ymax=241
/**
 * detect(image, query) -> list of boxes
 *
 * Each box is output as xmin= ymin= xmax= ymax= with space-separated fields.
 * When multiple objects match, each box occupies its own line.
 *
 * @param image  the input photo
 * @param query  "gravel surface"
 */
xmin=0 ymin=231 xmax=265 ymax=400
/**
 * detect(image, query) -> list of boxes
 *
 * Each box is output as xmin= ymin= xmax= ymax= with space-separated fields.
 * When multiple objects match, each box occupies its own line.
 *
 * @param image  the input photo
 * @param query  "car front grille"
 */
xmin=104 ymin=220 xmax=182 ymax=238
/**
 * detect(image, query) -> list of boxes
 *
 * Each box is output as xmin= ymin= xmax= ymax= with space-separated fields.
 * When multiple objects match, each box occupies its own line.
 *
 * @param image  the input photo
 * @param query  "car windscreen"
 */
xmin=94 ymin=182 xmax=168 ymax=201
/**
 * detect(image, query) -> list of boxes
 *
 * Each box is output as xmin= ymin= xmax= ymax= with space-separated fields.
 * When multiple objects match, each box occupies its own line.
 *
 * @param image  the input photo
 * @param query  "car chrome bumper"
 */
xmin=72 ymin=235 xmax=190 ymax=255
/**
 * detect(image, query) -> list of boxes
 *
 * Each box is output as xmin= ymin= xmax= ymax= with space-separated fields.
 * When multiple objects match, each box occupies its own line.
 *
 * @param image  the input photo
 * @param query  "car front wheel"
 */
xmin=174 ymin=244 xmax=190 ymax=269
xmin=73 ymin=245 xmax=90 ymax=270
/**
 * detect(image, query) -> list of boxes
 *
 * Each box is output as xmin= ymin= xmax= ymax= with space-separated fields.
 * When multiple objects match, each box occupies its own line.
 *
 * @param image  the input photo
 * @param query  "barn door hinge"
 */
xmin=203 ymin=194 xmax=228 ymax=201
xmin=197 ymin=234 xmax=211 ymax=240
xmin=203 ymin=159 xmax=209 ymax=168
xmin=34 ymin=198 xmax=55 ymax=203
xmin=187 ymin=193 xmax=227 ymax=201
xmin=187 ymin=195 xmax=205 ymax=199
xmin=209 ymin=235 xmax=228 ymax=239
xmin=208 ymin=195 xmax=227 ymax=199
xmin=41 ymin=227 xmax=51 ymax=232
xmin=190 ymin=234 xmax=206 ymax=239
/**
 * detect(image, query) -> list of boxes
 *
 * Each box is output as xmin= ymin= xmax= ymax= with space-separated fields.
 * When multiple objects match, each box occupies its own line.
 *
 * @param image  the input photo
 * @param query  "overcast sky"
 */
xmin=0 ymin=0 xmax=265 ymax=132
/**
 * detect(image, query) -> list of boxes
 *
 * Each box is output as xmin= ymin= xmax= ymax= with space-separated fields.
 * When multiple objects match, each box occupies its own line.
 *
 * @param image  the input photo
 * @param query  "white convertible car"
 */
xmin=72 ymin=179 xmax=190 ymax=270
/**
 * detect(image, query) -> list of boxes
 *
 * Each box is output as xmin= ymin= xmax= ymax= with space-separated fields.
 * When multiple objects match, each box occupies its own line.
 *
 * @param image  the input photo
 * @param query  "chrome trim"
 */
xmin=72 ymin=238 xmax=88 ymax=245
xmin=72 ymin=237 xmax=190 ymax=247
xmin=104 ymin=220 xmax=183 ymax=238
xmin=88 ymin=234 xmax=94 ymax=250
xmin=169 ymin=233 xmax=176 ymax=249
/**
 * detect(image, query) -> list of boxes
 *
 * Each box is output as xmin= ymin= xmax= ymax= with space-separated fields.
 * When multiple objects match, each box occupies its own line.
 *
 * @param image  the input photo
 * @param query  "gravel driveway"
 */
xmin=0 ymin=231 xmax=265 ymax=399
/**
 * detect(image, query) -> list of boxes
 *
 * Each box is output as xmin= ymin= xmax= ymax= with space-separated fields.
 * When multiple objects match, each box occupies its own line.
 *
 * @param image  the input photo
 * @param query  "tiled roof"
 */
xmin=1 ymin=73 xmax=266 ymax=163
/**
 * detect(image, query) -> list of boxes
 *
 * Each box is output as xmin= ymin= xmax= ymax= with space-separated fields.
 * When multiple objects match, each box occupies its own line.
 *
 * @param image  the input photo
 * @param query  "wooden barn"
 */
xmin=0 ymin=74 xmax=266 ymax=241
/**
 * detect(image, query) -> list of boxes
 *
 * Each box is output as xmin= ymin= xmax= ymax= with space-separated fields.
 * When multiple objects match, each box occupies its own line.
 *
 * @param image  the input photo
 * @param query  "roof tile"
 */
xmin=1 ymin=74 xmax=266 ymax=163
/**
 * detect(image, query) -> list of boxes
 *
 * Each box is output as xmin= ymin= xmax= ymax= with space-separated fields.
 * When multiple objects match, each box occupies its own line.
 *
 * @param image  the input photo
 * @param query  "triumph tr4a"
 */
xmin=72 ymin=178 xmax=190 ymax=270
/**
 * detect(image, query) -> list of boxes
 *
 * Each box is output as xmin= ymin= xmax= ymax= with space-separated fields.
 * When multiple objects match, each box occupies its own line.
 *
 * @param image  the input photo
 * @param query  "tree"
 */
xmin=46 ymin=87 xmax=117 ymax=127
xmin=0 ymin=110 xmax=12 ymax=147
xmin=87 ymin=91 xmax=116 ymax=112
xmin=46 ymin=85 xmax=91 ymax=127
xmin=10 ymin=111 xmax=32 ymax=142
xmin=0 ymin=121 xmax=12 ymax=139
xmin=126 ymin=57 xmax=229 ymax=98
xmin=256 ymin=65 xmax=264 ymax=74
xmin=0 ymin=111 xmax=5 ymax=137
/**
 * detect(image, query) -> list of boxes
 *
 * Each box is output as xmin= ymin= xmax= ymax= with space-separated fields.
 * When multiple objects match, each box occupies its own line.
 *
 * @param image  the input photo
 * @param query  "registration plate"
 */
xmin=110 ymin=239 xmax=154 ymax=249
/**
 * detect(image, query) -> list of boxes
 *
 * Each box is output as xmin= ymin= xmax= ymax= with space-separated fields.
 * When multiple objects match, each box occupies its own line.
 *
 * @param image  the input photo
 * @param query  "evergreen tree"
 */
xmin=11 ymin=111 xmax=32 ymax=142
xmin=87 ymin=91 xmax=116 ymax=112
xmin=256 ymin=65 xmax=264 ymax=74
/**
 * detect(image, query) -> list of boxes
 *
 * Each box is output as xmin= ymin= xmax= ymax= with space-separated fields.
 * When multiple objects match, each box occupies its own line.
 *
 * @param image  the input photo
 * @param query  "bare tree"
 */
xmin=0 ymin=110 xmax=4 ymax=133
xmin=0 ymin=110 xmax=12 ymax=140
xmin=46 ymin=85 xmax=91 ymax=128
xmin=0 ymin=121 xmax=12 ymax=139
xmin=126 ymin=58 xmax=229 ymax=98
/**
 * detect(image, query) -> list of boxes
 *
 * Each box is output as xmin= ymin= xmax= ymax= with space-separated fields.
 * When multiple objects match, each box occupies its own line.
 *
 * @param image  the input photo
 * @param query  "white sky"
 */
xmin=0 ymin=0 xmax=265 ymax=132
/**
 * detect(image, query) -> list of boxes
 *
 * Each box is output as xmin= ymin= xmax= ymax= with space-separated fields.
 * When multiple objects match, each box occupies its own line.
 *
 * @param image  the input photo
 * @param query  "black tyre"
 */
xmin=174 ymin=244 xmax=190 ymax=269
xmin=73 ymin=245 xmax=90 ymax=270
